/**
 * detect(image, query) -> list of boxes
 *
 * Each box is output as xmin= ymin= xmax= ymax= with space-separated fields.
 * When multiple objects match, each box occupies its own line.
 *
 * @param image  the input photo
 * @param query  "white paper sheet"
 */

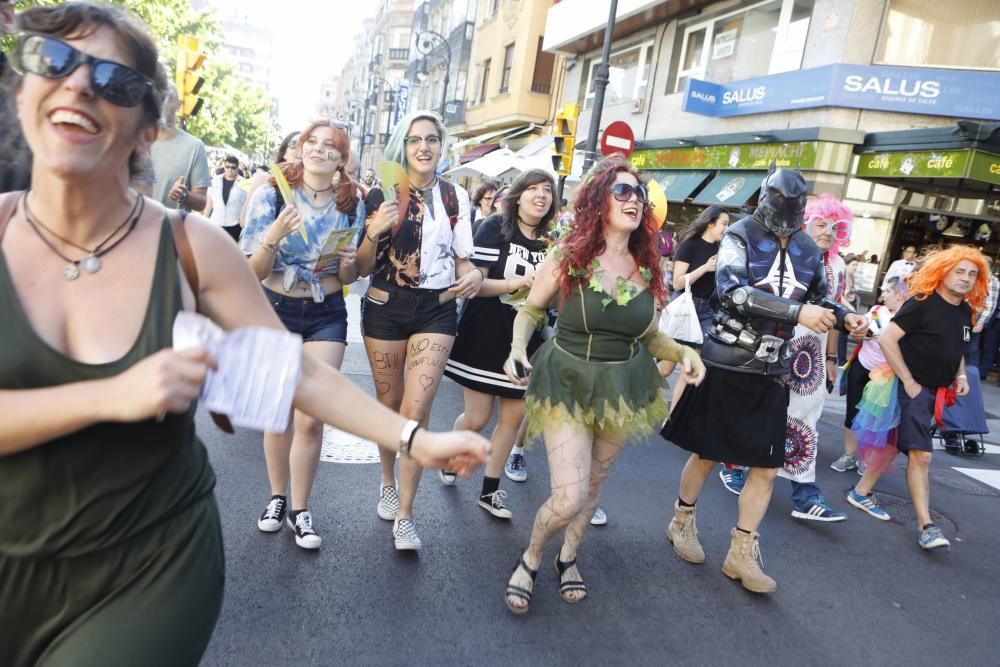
xmin=173 ymin=312 xmax=302 ymax=432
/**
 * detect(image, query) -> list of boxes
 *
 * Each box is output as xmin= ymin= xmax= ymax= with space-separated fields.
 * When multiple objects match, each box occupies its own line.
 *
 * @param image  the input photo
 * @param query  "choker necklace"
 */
xmin=412 ymin=176 xmax=438 ymax=191
xmin=23 ymin=191 xmax=144 ymax=281
xmin=303 ymin=181 xmax=334 ymax=200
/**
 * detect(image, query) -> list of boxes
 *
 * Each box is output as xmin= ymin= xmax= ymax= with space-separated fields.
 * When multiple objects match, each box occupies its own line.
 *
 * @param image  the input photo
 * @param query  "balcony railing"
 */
xmin=530 ymin=81 xmax=551 ymax=95
xmin=388 ymin=48 xmax=409 ymax=61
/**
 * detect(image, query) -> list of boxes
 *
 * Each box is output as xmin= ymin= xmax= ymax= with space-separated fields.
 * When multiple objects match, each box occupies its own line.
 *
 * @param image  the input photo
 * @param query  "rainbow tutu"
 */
xmin=850 ymin=363 xmax=900 ymax=472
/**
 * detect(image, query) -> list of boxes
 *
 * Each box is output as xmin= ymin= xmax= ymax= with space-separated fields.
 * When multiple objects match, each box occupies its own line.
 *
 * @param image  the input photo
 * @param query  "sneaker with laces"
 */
xmin=830 ymin=454 xmax=858 ymax=472
xmin=393 ymin=517 xmax=422 ymax=551
xmin=719 ymin=467 xmax=746 ymax=496
xmin=791 ymin=496 xmax=847 ymax=522
xmin=846 ymin=488 xmax=891 ymax=521
xmin=504 ymin=453 xmax=527 ymax=482
xmin=918 ymin=525 xmax=950 ymax=550
xmin=438 ymin=469 xmax=457 ymax=486
xmin=377 ymin=483 xmax=400 ymax=521
xmin=479 ymin=490 xmax=512 ymax=519
xmin=590 ymin=507 xmax=608 ymax=526
xmin=257 ymin=496 xmax=287 ymax=533
xmin=288 ymin=510 xmax=321 ymax=549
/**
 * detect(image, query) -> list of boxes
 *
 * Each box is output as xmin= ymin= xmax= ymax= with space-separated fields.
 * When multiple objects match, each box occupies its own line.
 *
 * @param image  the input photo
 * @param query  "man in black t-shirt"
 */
xmin=849 ymin=247 xmax=987 ymax=550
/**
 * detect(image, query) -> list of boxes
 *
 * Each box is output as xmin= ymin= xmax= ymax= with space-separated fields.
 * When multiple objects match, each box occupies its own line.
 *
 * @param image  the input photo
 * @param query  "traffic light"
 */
xmin=551 ymin=103 xmax=580 ymax=176
xmin=175 ymin=34 xmax=206 ymax=119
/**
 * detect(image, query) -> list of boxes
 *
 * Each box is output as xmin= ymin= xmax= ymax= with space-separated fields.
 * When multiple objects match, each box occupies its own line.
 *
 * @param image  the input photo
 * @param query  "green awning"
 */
xmin=645 ymin=170 xmax=712 ymax=202
xmin=691 ymin=170 xmax=765 ymax=206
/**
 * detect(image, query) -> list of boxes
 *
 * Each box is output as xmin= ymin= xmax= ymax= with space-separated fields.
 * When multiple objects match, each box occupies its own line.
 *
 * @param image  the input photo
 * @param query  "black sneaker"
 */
xmin=287 ymin=510 xmax=322 ymax=549
xmin=478 ymin=490 xmax=512 ymax=519
xmin=257 ymin=496 xmax=287 ymax=533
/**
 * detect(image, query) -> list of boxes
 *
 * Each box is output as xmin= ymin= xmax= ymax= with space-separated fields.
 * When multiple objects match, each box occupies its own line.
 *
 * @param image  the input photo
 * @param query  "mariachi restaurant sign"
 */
xmin=631 ymin=141 xmax=819 ymax=171
xmin=683 ymin=64 xmax=1000 ymax=121
xmin=856 ymin=149 xmax=1000 ymax=186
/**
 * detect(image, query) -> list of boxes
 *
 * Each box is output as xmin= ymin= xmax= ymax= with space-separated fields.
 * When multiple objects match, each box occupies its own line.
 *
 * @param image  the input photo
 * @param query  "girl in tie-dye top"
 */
xmin=239 ymin=119 xmax=363 ymax=551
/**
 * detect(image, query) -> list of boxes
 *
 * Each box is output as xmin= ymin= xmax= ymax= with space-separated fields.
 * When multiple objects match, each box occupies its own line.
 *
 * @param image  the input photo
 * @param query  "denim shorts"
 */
xmin=361 ymin=282 xmax=457 ymax=341
xmin=263 ymin=286 xmax=348 ymax=343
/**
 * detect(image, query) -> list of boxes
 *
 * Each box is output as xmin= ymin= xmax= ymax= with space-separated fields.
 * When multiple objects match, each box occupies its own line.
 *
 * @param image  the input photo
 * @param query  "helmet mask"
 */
xmin=755 ymin=162 xmax=807 ymax=236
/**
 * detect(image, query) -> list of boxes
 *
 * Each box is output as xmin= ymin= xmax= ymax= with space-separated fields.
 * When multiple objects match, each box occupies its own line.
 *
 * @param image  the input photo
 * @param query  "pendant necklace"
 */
xmin=22 ymin=191 xmax=144 ymax=280
xmin=303 ymin=181 xmax=333 ymax=200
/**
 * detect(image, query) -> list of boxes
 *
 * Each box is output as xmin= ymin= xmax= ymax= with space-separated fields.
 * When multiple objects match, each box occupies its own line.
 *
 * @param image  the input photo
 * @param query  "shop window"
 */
xmin=584 ymin=40 xmax=655 ymax=110
xmin=671 ymin=0 xmax=815 ymax=93
xmin=876 ymin=0 xmax=1000 ymax=70
xmin=500 ymin=44 xmax=515 ymax=93
xmin=531 ymin=37 xmax=555 ymax=95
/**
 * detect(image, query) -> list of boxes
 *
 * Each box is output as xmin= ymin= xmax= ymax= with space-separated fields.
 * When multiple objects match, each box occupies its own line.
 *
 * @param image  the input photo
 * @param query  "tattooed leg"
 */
xmin=507 ymin=422 xmax=592 ymax=611
xmin=397 ymin=333 xmax=454 ymax=519
xmin=364 ymin=337 xmax=407 ymax=485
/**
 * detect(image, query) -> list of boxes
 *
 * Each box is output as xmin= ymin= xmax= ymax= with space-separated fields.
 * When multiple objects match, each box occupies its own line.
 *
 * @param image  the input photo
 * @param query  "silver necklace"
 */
xmin=22 ymin=192 xmax=144 ymax=280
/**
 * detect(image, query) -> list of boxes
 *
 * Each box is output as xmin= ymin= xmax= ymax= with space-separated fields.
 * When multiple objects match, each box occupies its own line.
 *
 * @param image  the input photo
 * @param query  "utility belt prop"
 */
xmin=712 ymin=317 xmax=786 ymax=364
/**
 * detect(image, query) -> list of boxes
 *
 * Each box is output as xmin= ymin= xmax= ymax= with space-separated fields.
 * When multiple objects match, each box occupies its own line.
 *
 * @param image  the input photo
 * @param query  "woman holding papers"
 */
xmin=0 ymin=4 xmax=488 ymax=665
xmin=240 ymin=119 xmax=364 ymax=550
xmin=356 ymin=110 xmax=484 ymax=551
xmin=443 ymin=169 xmax=556 ymax=520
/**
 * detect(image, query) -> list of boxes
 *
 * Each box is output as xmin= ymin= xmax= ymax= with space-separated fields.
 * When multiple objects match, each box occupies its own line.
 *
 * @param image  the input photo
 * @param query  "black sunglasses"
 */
xmin=10 ymin=32 xmax=154 ymax=108
xmin=610 ymin=182 xmax=648 ymax=204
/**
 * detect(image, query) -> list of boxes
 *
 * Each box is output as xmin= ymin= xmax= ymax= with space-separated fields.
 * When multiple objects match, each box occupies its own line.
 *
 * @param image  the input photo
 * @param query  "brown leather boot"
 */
xmin=721 ymin=528 xmax=777 ymax=593
xmin=666 ymin=500 xmax=705 ymax=564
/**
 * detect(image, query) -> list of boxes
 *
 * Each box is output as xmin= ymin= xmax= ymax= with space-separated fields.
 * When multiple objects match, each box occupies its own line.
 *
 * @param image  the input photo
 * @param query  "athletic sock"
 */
xmin=481 ymin=476 xmax=501 ymax=497
xmin=677 ymin=497 xmax=695 ymax=508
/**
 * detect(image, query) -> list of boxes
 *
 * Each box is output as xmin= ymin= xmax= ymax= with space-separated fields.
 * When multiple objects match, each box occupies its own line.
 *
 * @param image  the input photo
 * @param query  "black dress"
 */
xmin=444 ymin=215 xmax=548 ymax=399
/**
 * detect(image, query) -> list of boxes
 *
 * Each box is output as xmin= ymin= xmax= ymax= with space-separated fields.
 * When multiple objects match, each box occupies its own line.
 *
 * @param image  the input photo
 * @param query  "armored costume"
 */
xmin=663 ymin=168 xmax=851 ymax=467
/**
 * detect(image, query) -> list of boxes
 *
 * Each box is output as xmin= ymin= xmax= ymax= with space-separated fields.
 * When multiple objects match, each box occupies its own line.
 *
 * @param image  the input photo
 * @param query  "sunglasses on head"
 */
xmin=311 ymin=117 xmax=350 ymax=132
xmin=11 ymin=32 xmax=154 ymax=108
xmin=610 ymin=182 xmax=648 ymax=204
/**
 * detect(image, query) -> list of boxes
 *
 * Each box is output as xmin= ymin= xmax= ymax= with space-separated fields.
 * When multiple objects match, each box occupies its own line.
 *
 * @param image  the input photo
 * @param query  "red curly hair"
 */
xmin=559 ymin=156 xmax=666 ymax=307
xmin=907 ymin=245 xmax=988 ymax=320
xmin=270 ymin=120 xmax=358 ymax=215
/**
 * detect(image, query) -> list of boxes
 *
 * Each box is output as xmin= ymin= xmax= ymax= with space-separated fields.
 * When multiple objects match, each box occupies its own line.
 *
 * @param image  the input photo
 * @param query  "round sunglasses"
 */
xmin=610 ymin=182 xmax=648 ymax=204
xmin=806 ymin=214 xmax=852 ymax=242
xmin=11 ymin=32 xmax=154 ymax=108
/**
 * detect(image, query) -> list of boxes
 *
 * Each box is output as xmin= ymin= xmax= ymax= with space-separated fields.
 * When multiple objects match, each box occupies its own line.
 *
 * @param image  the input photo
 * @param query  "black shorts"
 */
xmin=663 ymin=366 xmax=788 ymax=468
xmin=264 ymin=286 xmax=348 ymax=344
xmin=897 ymin=384 xmax=935 ymax=453
xmin=361 ymin=282 xmax=457 ymax=340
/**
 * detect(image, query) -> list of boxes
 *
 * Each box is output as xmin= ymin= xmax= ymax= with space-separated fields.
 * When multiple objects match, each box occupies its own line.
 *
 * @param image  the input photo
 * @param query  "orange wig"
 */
xmin=907 ymin=245 xmax=989 ymax=318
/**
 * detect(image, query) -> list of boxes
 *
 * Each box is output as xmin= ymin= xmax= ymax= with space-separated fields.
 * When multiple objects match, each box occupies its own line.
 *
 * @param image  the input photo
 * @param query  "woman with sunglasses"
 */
xmin=356 ymin=110 xmax=484 ymax=551
xmin=502 ymin=157 xmax=704 ymax=614
xmin=444 ymin=169 xmax=556 ymax=519
xmin=240 ymin=119 xmax=363 ymax=550
xmin=663 ymin=205 xmax=729 ymax=404
xmin=0 ymin=5 xmax=488 ymax=664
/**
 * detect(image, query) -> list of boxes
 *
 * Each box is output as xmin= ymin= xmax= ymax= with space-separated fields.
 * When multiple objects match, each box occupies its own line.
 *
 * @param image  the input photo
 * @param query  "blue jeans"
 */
xmin=790 ymin=481 xmax=821 ymax=505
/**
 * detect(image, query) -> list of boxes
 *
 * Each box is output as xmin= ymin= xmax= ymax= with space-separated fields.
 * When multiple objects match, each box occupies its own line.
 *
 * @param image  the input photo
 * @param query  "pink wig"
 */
xmin=803 ymin=194 xmax=854 ymax=255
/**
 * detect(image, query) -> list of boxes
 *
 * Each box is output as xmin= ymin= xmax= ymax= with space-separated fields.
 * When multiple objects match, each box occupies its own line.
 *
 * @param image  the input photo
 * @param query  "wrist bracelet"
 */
xmin=365 ymin=232 xmax=379 ymax=244
xmin=477 ymin=267 xmax=487 ymax=281
xmin=399 ymin=419 xmax=420 ymax=458
xmin=826 ymin=354 xmax=838 ymax=361
xmin=262 ymin=241 xmax=279 ymax=254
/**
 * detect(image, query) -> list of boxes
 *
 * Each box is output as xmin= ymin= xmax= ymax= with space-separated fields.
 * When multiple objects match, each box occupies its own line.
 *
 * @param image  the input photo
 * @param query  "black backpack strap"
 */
xmin=438 ymin=179 xmax=460 ymax=228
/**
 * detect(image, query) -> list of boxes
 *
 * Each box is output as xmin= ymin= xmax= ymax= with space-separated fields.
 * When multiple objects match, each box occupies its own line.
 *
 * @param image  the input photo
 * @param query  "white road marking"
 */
xmin=952 ymin=467 xmax=1000 ymax=492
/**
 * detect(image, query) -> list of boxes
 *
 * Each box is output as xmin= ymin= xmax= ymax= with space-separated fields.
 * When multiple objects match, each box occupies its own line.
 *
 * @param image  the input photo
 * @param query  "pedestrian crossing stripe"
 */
xmin=952 ymin=467 xmax=1000 ymax=493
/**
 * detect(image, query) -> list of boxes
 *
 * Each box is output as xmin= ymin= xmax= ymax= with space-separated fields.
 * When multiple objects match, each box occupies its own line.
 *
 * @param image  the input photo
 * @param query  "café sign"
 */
xmin=856 ymin=149 xmax=1000 ymax=185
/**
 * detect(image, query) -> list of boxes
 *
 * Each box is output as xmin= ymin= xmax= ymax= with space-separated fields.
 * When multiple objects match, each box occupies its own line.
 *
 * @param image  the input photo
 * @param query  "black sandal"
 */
xmin=505 ymin=553 xmax=538 ymax=615
xmin=555 ymin=556 xmax=587 ymax=604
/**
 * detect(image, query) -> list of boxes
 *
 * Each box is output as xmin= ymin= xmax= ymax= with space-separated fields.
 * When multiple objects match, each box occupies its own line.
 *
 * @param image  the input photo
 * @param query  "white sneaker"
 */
xmin=504 ymin=452 xmax=527 ymax=482
xmin=438 ymin=469 xmax=457 ymax=486
xmin=257 ymin=496 xmax=287 ymax=533
xmin=377 ymin=483 xmax=400 ymax=521
xmin=393 ymin=517 xmax=422 ymax=551
xmin=288 ymin=510 xmax=321 ymax=549
xmin=590 ymin=507 xmax=608 ymax=526
xmin=478 ymin=490 xmax=512 ymax=519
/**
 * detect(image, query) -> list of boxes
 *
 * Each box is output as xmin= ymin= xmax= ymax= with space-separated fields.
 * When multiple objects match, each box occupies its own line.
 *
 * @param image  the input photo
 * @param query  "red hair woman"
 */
xmin=501 ymin=156 xmax=705 ymax=614
xmin=240 ymin=119 xmax=363 ymax=550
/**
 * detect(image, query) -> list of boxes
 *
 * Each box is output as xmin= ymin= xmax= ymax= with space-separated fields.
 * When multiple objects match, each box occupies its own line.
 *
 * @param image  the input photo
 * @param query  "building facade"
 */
xmin=544 ymin=0 xmax=1000 ymax=295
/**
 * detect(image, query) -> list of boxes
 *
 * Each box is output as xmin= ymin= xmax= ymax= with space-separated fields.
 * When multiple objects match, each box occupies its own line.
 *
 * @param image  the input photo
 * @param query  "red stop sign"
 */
xmin=600 ymin=121 xmax=635 ymax=158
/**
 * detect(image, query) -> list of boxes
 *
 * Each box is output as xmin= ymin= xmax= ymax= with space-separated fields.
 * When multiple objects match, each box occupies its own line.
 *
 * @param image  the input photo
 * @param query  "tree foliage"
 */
xmin=10 ymin=0 xmax=278 ymax=159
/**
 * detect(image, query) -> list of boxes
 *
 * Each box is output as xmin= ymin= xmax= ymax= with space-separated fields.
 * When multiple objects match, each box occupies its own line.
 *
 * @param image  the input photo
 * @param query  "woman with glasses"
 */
xmin=444 ymin=169 xmax=556 ymax=520
xmin=357 ymin=110 xmax=484 ymax=551
xmin=502 ymin=157 xmax=704 ymax=614
xmin=240 ymin=118 xmax=363 ymax=550
xmin=663 ymin=205 xmax=729 ymax=405
xmin=0 ymin=5 xmax=488 ymax=664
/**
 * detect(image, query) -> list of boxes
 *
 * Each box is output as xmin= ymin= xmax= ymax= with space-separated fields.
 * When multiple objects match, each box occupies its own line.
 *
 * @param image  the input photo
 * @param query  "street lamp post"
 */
xmin=415 ymin=30 xmax=451 ymax=118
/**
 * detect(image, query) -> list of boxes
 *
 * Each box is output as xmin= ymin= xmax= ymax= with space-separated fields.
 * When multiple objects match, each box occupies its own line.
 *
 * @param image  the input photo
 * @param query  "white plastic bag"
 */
xmin=660 ymin=275 xmax=704 ymax=344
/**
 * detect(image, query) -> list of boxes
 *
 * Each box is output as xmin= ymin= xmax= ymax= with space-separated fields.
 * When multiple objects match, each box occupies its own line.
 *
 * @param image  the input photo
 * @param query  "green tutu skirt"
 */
xmin=524 ymin=340 xmax=668 ymax=441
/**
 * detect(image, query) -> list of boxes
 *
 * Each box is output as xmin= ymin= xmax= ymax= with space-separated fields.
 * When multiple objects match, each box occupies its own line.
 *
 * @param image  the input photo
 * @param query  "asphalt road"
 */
xmin=199 ymin=332 xmax=1000 ymax=667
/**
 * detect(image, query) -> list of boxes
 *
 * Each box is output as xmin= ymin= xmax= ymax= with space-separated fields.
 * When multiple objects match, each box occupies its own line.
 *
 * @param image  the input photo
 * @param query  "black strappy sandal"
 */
xmin=505 ymin=554 xmax=538 ymax=615
xmin=555 ymin=556 xmax=587 ymax=604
